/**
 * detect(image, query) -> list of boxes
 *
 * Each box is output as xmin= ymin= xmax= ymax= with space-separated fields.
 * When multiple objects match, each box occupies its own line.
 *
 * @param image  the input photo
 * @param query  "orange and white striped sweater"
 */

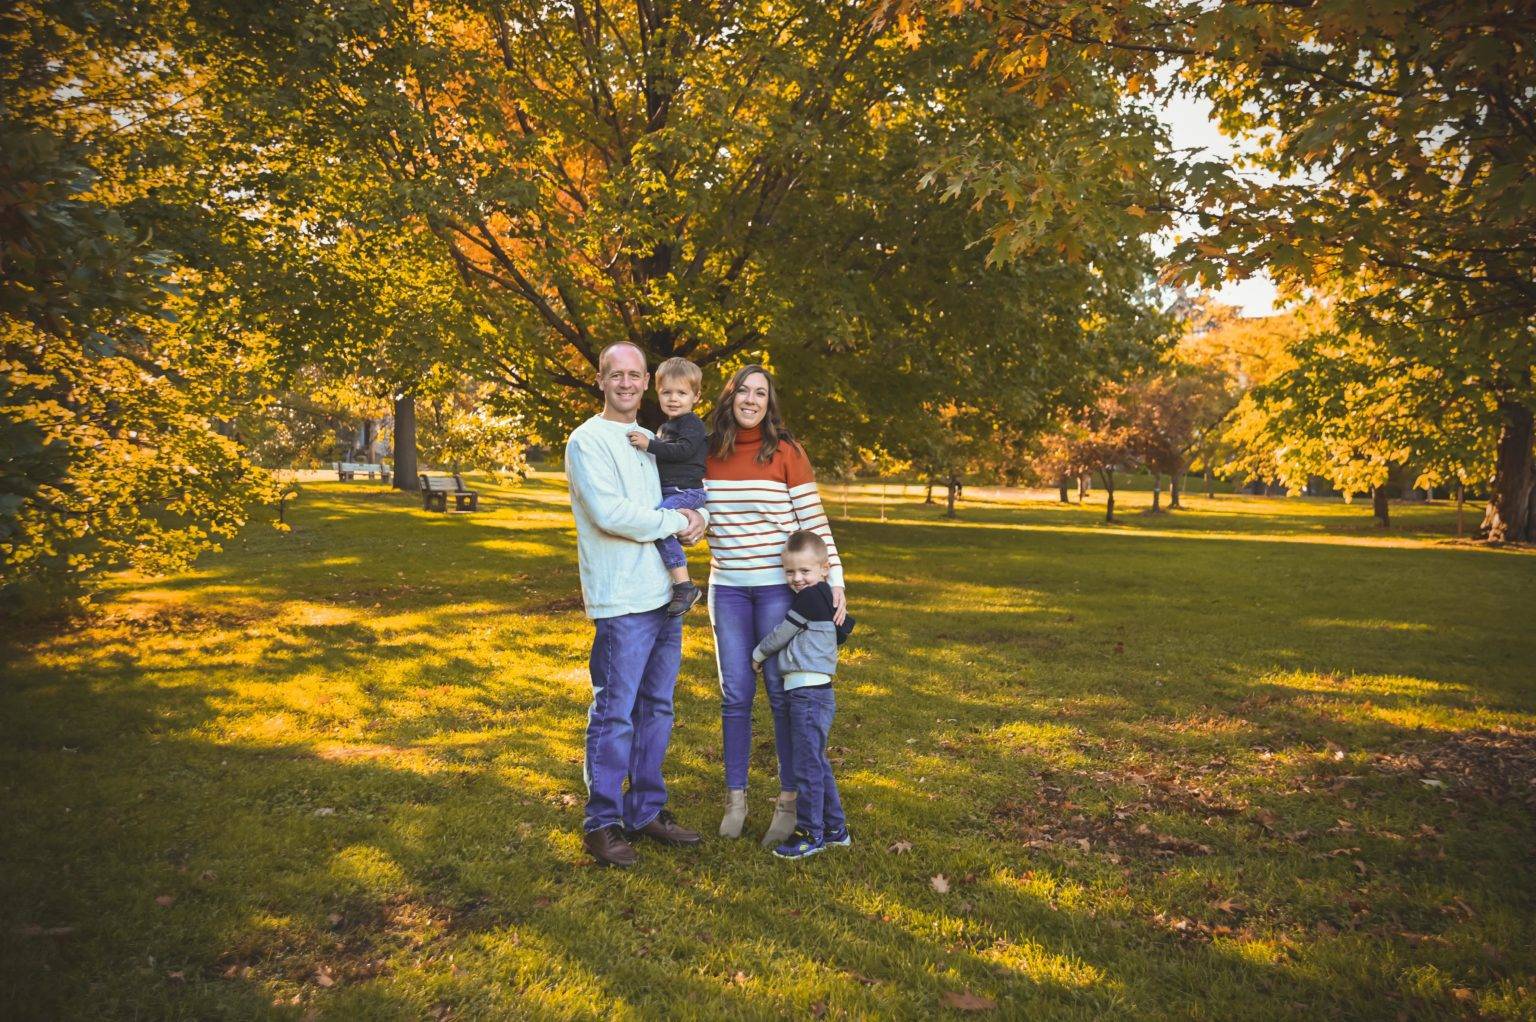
xmin=704 ymin=426 xmax=844 ymax=589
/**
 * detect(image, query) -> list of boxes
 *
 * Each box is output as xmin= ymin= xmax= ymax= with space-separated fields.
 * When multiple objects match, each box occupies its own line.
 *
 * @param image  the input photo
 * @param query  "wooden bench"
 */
xmin=420 ymin=473 xmax=479 ymax=512
xmin=336 ymin=461 xmax=391 ymax=484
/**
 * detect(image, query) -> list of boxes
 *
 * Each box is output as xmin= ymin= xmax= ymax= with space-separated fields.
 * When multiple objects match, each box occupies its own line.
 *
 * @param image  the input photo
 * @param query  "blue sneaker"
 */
xmin=824 ymin=825 xmax=852 ymax=848
xmin=772 ymin=827 xmax=825 ymax=860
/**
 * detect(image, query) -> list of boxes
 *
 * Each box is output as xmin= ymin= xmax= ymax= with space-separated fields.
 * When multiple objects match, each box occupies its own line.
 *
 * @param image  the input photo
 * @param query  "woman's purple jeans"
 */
xmin=708 ymin=582 xmax=795 ymax=792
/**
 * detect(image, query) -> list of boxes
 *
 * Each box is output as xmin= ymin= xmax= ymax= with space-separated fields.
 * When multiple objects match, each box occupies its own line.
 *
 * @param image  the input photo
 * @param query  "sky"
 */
xmin=1156 ymin=91 xmax=1282 ymax=318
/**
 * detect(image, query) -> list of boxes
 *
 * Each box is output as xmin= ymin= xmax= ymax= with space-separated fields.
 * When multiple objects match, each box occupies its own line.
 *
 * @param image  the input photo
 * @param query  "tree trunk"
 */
xmin=1057 ymin=478 xmax=1070 ymax=503
xmin=924 ymin=481 xmax=934 ymax=504
xmin=1372 ymin=485 xmax=1390 ymax=528
xmin=1456 ymin=482 xmax=1465 ymax=538
xmin=393 ymin=393 xmax=419 ymax=491
xmin=1078 ymin=473 xmax=1089 ymax=503
xmin=1204 ymin=470 xmax=1213 ymax=498
xmin=1149 ymin=472 xmax=1162 ymax=513
xmin=945 ymin=473 xmax=959 ymax=518
xmin=1099 ymin=468 xmax=1116 ymax=522
xmin=1170 ymin=469 xmax=1184 ymax=510
xmin=1480 ymin=400 xmax=1535 ymax=543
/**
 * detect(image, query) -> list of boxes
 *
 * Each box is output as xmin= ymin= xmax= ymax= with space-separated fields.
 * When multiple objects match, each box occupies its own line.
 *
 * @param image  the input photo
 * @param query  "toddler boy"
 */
xmin=627 ymin=357 xmax=708 ymax=615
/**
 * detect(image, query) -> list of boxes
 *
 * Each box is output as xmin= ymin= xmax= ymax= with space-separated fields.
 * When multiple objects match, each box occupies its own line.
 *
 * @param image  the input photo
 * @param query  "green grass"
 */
xmin=3 ymin=476 xmax=1534 ymax=1020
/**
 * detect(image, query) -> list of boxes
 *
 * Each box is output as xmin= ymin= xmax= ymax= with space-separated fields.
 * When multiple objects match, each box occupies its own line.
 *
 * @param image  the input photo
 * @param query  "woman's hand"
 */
xmin=627 ymin=430 xmax=650 ymax=451
xmin=830 ymin=585 xmax=847 ymax=626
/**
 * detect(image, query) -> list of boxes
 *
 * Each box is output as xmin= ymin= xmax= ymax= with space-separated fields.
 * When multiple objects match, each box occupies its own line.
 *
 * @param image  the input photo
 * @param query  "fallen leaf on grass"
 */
xmin=888 ymin=840 xmax=913 ymax=854
xmin=844 ymin=970 xmax=883 ymax=985
xmin=1214 ymin=898 xmax=1246 ymax=914
xmin=811 ymin=1002 xmax=827 ymax=1018
xmin=155 ymin=895 xmax=176 ymax=908
xmin=315 ymin=967 xmax=335 ymax=988
xmin=14 ymin=925 xmax=74 ymax=937
xmin=1452 ymin=988 xmax=1475 ymax=1003
xmin=313 ymin=807 xmax=335 ymax=817
xmin=931 ymin=874 xmax=950 ymax=894
xmin=941 ymin=990 xmax=996 ymax=1011
xmin=731 ymin=970 xmax=749 ymax=986
xmin=327 ymin=913 xmax=343 ymax=926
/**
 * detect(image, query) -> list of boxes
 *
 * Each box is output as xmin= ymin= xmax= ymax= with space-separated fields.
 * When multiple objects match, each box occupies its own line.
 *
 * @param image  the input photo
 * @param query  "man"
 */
xmin=565 ymin=342 xmax=708 ymax=867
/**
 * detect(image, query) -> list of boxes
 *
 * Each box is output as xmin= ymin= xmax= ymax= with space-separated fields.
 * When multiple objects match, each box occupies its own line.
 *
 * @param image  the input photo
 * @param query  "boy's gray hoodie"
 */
xmin=751 ymin=581 xmax=855 ymax=677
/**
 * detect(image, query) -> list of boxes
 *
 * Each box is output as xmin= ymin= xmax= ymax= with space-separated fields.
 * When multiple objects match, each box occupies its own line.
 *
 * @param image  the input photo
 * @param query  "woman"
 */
xmin=704 ymin=365 xmax=847 ymax=846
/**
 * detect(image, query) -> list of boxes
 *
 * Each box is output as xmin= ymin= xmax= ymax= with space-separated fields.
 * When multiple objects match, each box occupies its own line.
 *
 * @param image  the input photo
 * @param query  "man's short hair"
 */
xmin=784 ymin=530 xmax=828 ymax=560
xmin=655 ymin=357 xmax=703 ymax=394
xmin=598 ymin=341 xmax=645 ymax=374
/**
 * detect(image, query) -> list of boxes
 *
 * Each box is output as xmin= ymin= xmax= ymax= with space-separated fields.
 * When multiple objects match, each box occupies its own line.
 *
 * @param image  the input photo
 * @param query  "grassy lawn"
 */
xmin=3 ymin=476 xmax=1534 ymax=1020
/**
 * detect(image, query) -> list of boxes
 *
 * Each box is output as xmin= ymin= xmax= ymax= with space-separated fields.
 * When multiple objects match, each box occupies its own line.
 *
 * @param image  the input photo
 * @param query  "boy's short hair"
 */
xmin=655 ymin=357 xmax=702 ymax=394
xmin=784 ymin=530 xmax=828 ymax=560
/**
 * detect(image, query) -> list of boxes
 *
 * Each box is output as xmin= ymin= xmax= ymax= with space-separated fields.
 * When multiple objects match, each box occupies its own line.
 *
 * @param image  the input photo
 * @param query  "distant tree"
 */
xmin=1227 ymin=326 xmax=1497 ymax=528
xmin=419 ymin=383 xmax=533 ymax=481
xmin=1124 ymin=364 xmax=1229 ymax=511
xmin=981 ymin=0 xmax=1536 ymax=542
xmin=1036 ymin=387 xmax=1137 ymax=523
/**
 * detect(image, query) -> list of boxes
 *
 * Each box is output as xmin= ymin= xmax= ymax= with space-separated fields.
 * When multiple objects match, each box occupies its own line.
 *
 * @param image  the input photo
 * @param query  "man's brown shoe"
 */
xmin=626 ymin=809 xmax=702 ymax=846
xmin=584 ymin=824 xmax=638 ymax=867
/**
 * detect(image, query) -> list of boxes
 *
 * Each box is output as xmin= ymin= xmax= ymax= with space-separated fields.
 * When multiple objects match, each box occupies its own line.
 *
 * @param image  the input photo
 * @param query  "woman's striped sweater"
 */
xmin=704 ymin=426 xmax=844 ymax=589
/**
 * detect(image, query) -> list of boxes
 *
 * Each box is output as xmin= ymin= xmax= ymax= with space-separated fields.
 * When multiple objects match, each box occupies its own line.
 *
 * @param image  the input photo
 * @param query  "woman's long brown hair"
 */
xmin=707 ymin=364 xmax=799 ymax=465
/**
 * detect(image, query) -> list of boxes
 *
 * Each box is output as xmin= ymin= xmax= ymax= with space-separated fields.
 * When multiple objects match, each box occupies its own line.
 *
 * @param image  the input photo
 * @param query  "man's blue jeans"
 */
xmin=583 ymin=605 xmax=682 ymax=833
xmin=788 ymin=685 xmax=845 ymax=842
xmin=708 ymin=582 xmax=796 ymax=792
xmin=655 ymin=486 xmax=709 ymax=570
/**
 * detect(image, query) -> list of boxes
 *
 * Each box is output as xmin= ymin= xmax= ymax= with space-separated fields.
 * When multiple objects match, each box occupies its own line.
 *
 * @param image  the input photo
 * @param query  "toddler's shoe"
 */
xmin=772 ymin=827 xmax=825 ymax=860
xmin=668 ymin=581 xmax=702 ymax=616
xmin=824 ymin=824 xmax=852 ymax=848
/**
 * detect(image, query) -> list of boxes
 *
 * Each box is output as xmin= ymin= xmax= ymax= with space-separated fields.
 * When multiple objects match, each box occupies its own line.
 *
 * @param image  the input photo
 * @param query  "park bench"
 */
xmin=336 ymin=461 xmax=391 ymax=484
xmin=419 ymin=472 xmax=480 ymax=512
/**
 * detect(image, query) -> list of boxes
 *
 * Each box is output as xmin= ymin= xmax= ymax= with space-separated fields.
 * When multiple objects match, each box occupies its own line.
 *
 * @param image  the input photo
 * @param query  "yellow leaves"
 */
xmin=1126 ymin=204 xmax=1147 ymax=218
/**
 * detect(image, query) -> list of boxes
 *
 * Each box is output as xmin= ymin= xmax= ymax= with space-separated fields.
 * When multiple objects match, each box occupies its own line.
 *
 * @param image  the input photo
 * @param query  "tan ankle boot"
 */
xmin=720 ymin=789 xmax=748 ymax=838
xmin=760 ymin=790 xmax=798 ymax=847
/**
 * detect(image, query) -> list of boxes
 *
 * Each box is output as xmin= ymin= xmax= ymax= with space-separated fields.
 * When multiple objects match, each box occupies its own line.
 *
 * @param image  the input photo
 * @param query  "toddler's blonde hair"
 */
xmin=655 ymin=357 xmax=702 ymax=395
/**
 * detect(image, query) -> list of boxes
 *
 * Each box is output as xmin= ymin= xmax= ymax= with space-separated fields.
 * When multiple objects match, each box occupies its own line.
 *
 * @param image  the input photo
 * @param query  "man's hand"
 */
xmin=627 ymin=430 xmax=650 ymax=451
xmin=677 ymin=508 xmax=706 ymax=544
xmin=831 ymin=585 xmax=848 ymax=626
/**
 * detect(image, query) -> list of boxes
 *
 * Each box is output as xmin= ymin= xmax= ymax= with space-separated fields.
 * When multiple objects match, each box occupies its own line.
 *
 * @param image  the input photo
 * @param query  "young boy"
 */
xmin=751 ymin=530 xmax=856 ymax=859
xmin=627 ymin=357 xmax=708 ymax=616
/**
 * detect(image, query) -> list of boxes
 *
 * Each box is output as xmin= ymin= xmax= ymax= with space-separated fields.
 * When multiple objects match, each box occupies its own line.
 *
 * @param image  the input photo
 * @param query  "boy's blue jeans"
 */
xmin=655 ymin=486 xmax=709 ymax=571
xmin=788 ymin=684 xmax=845 ymax=842
xmin=708 ymin=582 xmax=795 ymax=792
xmin=583 ymin=605 xmax=682 ymax=833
